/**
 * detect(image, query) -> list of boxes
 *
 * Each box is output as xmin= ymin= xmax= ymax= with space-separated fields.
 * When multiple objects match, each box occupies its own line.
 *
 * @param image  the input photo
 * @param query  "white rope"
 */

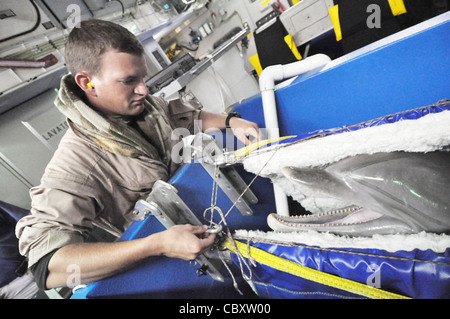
xmin=202 ymin=148 xmax=280 ymax=294
xmin=202 ymin=164 xmax=252 ymax=294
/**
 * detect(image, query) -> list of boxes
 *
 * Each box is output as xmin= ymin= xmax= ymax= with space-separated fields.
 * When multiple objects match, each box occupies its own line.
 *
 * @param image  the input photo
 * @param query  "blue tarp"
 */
xmin=264 ymin=100 xmax=450 ymax=149
xmin=229 ymin=101 xmax=450 ymax=299
xmin=232 ymin=241 xmax=450 ymax=299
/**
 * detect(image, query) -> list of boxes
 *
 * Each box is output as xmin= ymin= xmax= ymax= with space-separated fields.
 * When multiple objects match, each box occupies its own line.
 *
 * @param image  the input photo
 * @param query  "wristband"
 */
xmin=225 ymin=112 xmax=242 ymax=128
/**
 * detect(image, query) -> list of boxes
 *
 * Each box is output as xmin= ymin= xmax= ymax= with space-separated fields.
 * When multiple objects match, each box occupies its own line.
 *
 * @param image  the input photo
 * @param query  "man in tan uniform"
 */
xmin=16 ymin=19 xmax=262 ymax=290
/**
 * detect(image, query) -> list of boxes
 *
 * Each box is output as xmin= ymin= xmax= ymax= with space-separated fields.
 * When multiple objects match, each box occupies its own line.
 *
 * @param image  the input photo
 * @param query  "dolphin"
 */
xmin=267 ymin=151 xmax=450 ymax=236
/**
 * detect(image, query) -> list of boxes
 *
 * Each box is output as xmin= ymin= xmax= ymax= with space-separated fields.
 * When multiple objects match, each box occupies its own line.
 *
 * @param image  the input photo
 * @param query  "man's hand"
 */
xmin=45 ymin=224 xmax=216 ymax=289
xmin=199 ymin=110 xmax=263 ymax=146
xmin=155 ymin=225 xmax=217 ymax=261
xmin=228 ymin=116 xmax=263 ymax=146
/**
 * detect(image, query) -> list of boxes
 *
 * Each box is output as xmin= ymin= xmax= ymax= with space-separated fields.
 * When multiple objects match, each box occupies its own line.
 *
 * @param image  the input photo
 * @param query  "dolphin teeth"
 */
xmin=266 ymin=206 xmax=413 ymax=236
xmin=277 ymin=206 xmax=362 ymax=223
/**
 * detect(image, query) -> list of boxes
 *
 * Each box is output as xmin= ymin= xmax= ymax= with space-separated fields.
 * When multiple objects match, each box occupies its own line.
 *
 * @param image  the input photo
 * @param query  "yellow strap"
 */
xmin=234 ymin=135 xmax=297 ymax=158
xmin=223 ymin=239 xmax=411 ymax=299
xmin=284 ymin=34 xmax=302 ymax=60
xmin=249 ymin=35 xmax=302 ymax=76
xmin=388 ymin=0 xmax=407 ymax=16
xmin=328 ymin=5 xmax=342 ymax=41
xmin=249 ymin=54 xmax=263 ymax=76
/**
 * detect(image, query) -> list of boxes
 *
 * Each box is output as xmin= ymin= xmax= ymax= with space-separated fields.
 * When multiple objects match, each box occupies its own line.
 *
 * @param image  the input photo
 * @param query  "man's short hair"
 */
xmin=65 ymin=19 xmax=145 ymax=76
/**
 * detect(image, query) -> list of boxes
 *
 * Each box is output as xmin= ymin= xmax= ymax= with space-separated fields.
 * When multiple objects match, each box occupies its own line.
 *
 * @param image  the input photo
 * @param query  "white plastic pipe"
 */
xmin=258 ymin=54 xmax=331 ymax=216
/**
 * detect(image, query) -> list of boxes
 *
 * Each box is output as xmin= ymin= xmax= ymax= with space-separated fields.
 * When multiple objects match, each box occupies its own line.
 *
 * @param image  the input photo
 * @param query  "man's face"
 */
xmin=88 ymin=50 xmax=149 ymax=116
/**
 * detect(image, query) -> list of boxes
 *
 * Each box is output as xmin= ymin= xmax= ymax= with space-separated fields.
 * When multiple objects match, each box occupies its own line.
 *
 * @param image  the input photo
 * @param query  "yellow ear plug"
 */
xmin=87 ymin=81 xmax=93 ymax=89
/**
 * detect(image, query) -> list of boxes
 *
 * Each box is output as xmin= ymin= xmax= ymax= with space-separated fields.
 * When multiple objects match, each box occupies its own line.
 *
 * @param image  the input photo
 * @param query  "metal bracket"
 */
xmin=186 ymin=133 xmax=258 ymax=216
xmin=132 ymin=180 xmax=225 ymax=282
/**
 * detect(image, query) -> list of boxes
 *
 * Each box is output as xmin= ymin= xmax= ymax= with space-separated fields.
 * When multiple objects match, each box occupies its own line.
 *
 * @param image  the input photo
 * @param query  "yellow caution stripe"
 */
xmin=284 ymin=34 xmax=302 ymax=60
xmin=328 ymin=5 xmax=342 ymax=41
xmin=222 ymin=239 xmax=411 ymax=299
xmin=388 ymin=0 xmax=407 ymax=16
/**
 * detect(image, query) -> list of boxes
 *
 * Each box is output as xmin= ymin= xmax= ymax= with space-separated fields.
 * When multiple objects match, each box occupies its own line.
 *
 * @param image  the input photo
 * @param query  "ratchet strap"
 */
xmin=222 ymin=238 xmax=410 ymax=299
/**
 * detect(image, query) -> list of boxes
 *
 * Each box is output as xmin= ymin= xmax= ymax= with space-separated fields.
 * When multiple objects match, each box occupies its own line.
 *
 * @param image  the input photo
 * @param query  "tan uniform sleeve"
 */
xmin=16 ymin=140 xmax=171 ymax=267
xmin=154 ymin=95 xmax=203 ymax=134
xmin=15 ymin=182 xmax=98 ymax=267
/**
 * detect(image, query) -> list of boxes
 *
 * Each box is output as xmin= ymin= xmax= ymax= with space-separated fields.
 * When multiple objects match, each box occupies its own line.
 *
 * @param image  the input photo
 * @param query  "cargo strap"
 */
xmin=222 ymin=238 xmax=411 ymax=299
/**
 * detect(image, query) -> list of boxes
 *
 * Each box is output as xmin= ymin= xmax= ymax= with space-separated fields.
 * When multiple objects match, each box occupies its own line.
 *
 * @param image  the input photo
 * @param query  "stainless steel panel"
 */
xmin=0 ymin=89 xmax=67 ymax=208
